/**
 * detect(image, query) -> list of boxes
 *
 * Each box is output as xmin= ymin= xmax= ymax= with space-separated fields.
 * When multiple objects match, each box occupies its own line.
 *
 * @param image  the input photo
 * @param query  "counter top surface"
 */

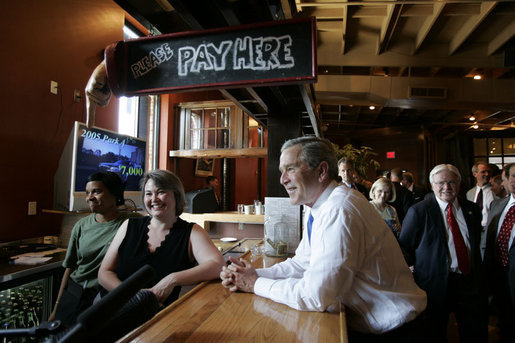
xmin=180 ymin=211 xmax=264 ymax=224
xmin=119 ymin=252 xmax=346 ymax=343
xmin=0 ymin=251 xmax=66 ymax=287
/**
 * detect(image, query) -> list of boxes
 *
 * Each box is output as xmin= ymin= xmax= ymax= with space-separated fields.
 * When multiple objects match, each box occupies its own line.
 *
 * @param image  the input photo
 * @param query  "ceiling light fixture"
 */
xmin=473 ymin=74 xmax=482 ymax=80
xmin=469 ymin=116 xmax=476 ymax=121
xmin=369 ymin=105 xmax=376 ymax=110
xmin=472 ymin=124 xmax=479 ymax=129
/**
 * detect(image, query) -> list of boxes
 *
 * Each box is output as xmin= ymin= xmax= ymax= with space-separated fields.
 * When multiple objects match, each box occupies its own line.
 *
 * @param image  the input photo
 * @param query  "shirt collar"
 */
xmin=434 ymin=195 xmax=460 ymax=212
xmin=342 ymin=181 xmax=352 ymax=188
xmin=309 ymin=181 xmax=339 ymax=216
xmin=507 ymin=194 xmax=515 ymax=207
xmin=478 ymin=184 xmax=491 ymax=190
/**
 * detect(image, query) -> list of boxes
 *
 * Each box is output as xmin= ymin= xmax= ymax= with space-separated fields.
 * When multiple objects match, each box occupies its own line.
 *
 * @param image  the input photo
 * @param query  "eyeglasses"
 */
xmin=433 ymin=181 xmax=457 ymax=187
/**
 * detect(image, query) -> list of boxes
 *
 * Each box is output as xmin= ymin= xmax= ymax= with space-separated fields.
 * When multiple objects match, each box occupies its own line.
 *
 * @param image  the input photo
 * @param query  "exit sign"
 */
xmin=386 ymin=151 xmax=395 ymax=159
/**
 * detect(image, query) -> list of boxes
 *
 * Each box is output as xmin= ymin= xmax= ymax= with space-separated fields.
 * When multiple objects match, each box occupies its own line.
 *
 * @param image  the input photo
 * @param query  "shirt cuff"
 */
xmin=254 ymin=277 xmax=275 ymax=299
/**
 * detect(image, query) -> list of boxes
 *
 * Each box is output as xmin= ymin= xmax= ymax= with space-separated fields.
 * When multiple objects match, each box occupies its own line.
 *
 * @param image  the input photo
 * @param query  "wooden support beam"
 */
xmin=488 ymin=19 xmax=515 ymax=56
xmin=449 ymin=1 xmax=497 ymax=55
xmin=414 ymin=2 xmax=445 ymax=54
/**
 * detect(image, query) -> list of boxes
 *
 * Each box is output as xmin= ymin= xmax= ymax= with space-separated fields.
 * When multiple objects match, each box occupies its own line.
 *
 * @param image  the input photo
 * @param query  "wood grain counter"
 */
xmin=118 ymin=252 xmax=346 ymax=343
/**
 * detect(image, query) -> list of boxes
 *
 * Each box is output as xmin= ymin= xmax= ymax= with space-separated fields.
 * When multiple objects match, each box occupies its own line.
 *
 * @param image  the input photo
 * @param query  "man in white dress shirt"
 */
xmin=467 ymin=162 xmax=497 ymax=257
xmin=220 ymin=136 xmax=427 ymax=341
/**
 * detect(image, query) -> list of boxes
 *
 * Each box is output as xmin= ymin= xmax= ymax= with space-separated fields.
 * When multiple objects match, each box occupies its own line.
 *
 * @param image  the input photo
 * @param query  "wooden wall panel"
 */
xmin=0 ymin=0 xmax=124 ymax=242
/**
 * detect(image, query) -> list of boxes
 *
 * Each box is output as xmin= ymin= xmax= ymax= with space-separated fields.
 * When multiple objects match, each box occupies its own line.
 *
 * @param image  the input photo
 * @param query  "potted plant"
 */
xmin=333 ymin=143 xmax=380 ymax=179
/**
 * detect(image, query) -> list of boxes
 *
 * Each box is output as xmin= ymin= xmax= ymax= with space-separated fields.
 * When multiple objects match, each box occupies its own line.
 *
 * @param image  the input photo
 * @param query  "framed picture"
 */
xmin=195 ymin=158 xmax=215 ymax=177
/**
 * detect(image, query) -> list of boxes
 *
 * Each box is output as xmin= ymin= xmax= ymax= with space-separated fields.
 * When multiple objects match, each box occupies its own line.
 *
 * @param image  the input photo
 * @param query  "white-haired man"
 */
xmin=400 ymin=164 xmax=487 ymax=342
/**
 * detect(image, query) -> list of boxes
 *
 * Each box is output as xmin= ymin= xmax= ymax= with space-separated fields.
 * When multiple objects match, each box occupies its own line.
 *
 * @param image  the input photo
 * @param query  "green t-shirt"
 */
xmin=63 ymin=211 xmax=139 ymax=289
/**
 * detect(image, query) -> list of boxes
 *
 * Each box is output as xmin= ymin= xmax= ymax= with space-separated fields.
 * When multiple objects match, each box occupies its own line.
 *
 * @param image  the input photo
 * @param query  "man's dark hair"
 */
xmin=502 ymin=163 xmax=515 ymax=178
xmin=206 ymin=176 xmax=218 ymax=185
xmin=391 ymin=168 xmax=403 ymax=179
xmin=402 ymin=172 xmax=414 ymax=184
xmin=87 ymin=172 xmax=125 ymax=206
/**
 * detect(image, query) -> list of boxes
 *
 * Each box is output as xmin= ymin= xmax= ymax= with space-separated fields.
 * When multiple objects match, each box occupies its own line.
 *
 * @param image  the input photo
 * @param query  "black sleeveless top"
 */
xmin=116 ymin=216 xmax=195 ymax=306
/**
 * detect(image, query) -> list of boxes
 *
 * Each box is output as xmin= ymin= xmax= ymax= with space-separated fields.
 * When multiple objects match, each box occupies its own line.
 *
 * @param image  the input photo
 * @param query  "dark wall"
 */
xmin=333 ymin=129 xmax=426 ymax=188
xmin=0 ymin=0 xmax=125 ymax=242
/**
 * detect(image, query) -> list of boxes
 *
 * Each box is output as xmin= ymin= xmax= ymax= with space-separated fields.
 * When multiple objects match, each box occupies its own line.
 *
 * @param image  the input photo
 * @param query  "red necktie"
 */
xmin=475 ymin=188 xmax=483 ymax=210
xmin=446 ymin=203 xmax=470 ymax=275
xmin=496 ymin=204 xmax=515 ymax=267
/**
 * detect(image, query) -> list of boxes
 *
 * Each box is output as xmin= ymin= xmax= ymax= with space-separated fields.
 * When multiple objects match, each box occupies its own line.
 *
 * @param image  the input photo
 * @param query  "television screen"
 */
xmin=75 ymin=124 xmax=146 ymax=192
xmin=54 ymin=122 xmax=147 ymax=211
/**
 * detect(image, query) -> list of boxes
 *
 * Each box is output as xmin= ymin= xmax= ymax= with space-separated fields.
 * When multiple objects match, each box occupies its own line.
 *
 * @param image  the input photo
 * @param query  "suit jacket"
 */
xmin=399 ymin=194 xmax=483 ymax=310
xmin=341 ymin=182 xmax=370 ymax=200
xmin=484 ymin=196 xmax=515 ymax=308
xmin=389 ymin=182 xmax=413 ymax=223
xmin=355 ymin=182 xmax=370 ymax=200
xmin=412 ymin=185 xmax=428 ymax=203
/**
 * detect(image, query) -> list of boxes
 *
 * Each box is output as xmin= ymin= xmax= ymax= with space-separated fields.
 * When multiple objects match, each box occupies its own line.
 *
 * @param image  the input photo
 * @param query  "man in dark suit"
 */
xmin=484 ymin=163 xmax=515 ymax=342
xmin=337 ymin=157 xmax=369 ymax=199
xmin=399 ymin=164 xmax=487 ymax=342
xmin=389 ymin=168 xmax=413 ymax=222
xmin=401 ymin=171 xmax=428 ymax=203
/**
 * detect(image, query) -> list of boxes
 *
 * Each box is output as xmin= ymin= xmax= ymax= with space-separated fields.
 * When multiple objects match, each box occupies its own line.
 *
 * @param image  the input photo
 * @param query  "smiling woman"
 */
xmin=98 ymin=169 xmax=226 ymax=308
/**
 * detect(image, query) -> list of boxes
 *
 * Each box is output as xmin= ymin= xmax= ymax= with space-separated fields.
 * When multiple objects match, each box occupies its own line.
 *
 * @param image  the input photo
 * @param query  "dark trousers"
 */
xmin=490 ymin=266 xmax=515 ymax=343
xmin=348 ymin=312 xmax=427 ymax=343
xmin=55 ymin=279 xmax=98 ymax=327
xmin=425 ymin=272 xmax=488 ymax=343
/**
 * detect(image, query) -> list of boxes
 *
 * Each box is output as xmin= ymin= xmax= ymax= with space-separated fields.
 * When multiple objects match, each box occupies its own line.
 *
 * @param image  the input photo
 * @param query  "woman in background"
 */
xmin=99 ymin=169 xmax=225 ymax=307
xmin=50 ymin=172 xmax=137 ymax=326
xmin=369 ymin=177 xmax=402 ymax=238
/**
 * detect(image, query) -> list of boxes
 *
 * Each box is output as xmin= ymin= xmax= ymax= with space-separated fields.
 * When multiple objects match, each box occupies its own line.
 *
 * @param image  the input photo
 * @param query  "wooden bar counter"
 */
xmin=119 ymin=252 xmax=346 ymax=343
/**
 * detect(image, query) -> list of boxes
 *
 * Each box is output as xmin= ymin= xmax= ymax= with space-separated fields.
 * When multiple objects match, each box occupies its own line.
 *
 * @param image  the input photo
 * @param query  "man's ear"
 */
xmin=318 ymin=161 xmax=329 ymax=182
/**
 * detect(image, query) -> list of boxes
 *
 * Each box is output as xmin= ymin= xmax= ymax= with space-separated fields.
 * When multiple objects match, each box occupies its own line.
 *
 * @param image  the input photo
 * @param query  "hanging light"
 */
xmin=369 ymin=105 xmax=376 ymax=110
xmin=469 ymin=115 xmax=476 ymax=121
xmin=473 ymin=74 xmax=482 ymax=80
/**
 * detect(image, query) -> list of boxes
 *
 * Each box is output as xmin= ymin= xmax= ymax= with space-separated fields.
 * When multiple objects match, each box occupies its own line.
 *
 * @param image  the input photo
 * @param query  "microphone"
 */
xmin=58 ymin=265 xmax=156 ymax=343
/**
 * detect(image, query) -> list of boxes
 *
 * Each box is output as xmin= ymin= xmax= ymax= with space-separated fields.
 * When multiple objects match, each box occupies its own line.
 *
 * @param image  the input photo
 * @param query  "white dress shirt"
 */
xmin=254 ymin=181 xmax=427 ymax=334
xmin=496 ymin=195 xmax=515 ymax=249
xmin=473 ymin=185 xmax=495 ymax=226
xmin=434 ymin=197 xmax=471 ymax=273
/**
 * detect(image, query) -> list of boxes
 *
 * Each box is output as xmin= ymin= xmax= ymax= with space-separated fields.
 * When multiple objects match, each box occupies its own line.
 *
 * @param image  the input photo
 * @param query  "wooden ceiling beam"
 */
xmin=377 ymin=4 xmax=402 ymax=55
xmin=488 ymin=19 xmax=515 ymax=56
xmin=413 ymin=2 xmax=446 ymax=54
xmin=449 ymin=1 xmax=497 ymax=55
xmin=341 ymin=4 xmax=349 ymax=54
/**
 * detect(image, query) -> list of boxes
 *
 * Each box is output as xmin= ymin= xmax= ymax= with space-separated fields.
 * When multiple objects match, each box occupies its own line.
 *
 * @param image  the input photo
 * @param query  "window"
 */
xmin=118 ymin=24 xmax=141 ymax=137
xmin=473 ymin=137 xmax=515 ymax=168
xmin=189 ymin=107 xmax=230 ymax=149
xmin=179 ymin=102 xmax=234 ymax=150
xmin=178 ymin=101 xmax=266 ymax=151
xmin=118 ymin=23 xmax=160 ymax=170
